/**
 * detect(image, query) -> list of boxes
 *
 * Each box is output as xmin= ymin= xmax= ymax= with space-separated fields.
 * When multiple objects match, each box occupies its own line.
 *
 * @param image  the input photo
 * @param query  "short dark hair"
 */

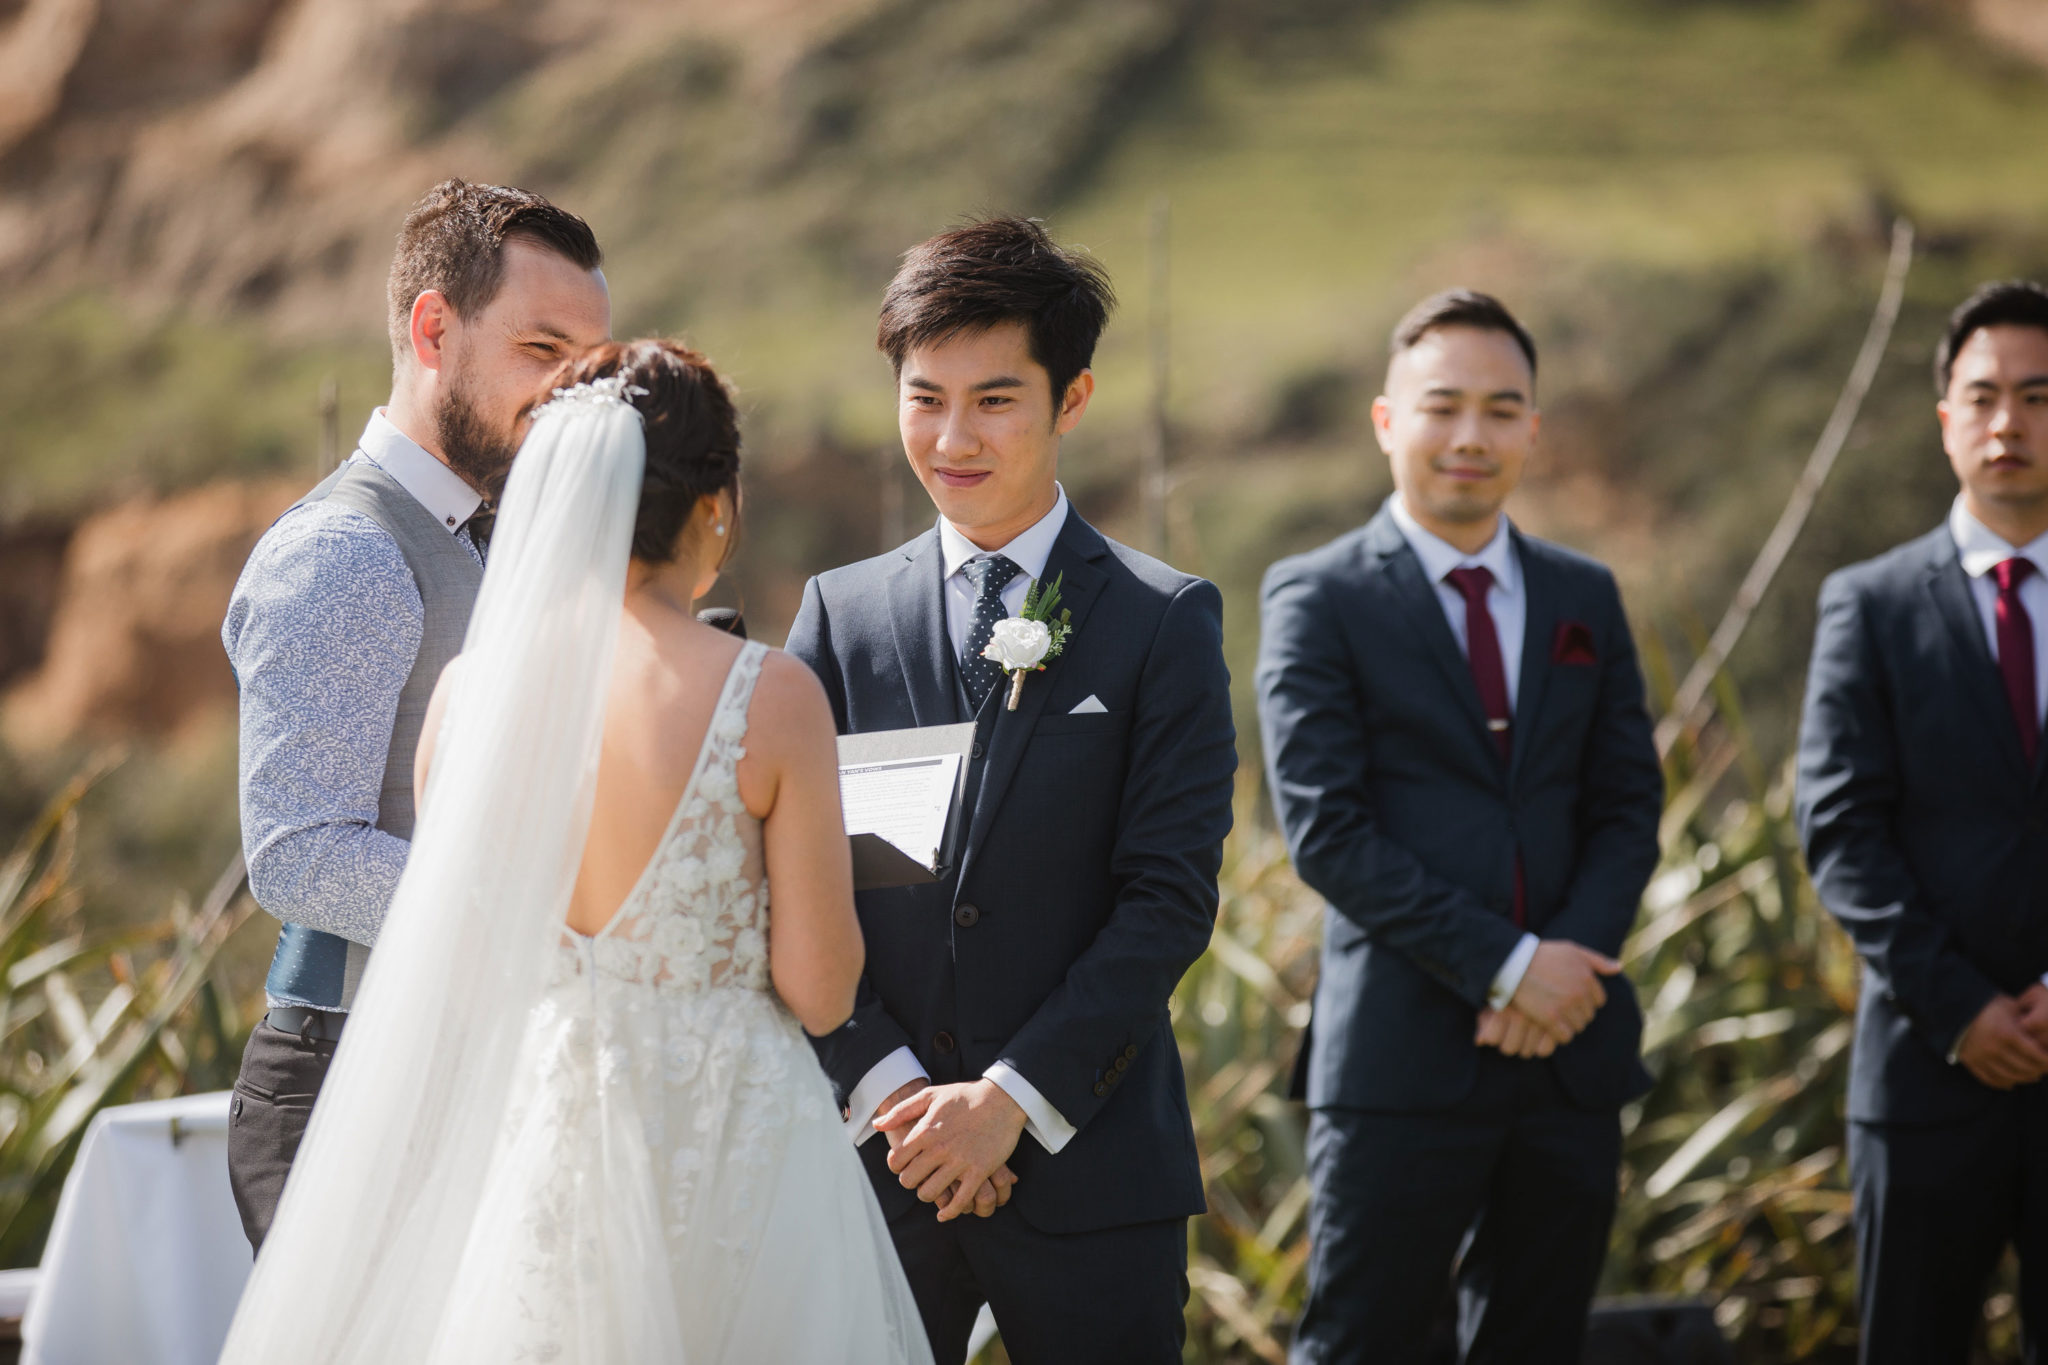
xmin=876 ymin=216 xmax=1115 ymax=403
xmin=1935 ymin=280 xmax=2048 ymax=395
xmin=1390 ymin=289 xmax=1538 ymax=382
xmin=537 ymin=340 xmax=742 ymax=566
xmin=387 ymin=179 xmax=603 ymax=363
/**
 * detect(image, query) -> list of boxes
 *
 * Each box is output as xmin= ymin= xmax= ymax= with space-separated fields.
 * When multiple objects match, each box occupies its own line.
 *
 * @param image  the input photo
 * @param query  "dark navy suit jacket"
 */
xmin=1797 ymin=525 xmax=2048 ymax=1125
xmin=1256 ymin=504 xmax=1662 ymax=1113
xmin=785 ymin=511 xmax=1237 ymax=1234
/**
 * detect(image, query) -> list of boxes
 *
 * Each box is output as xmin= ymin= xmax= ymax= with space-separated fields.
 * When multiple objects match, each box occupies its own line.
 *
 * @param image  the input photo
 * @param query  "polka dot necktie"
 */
xmin=960 ymin=555 xmax=1023 ymax=712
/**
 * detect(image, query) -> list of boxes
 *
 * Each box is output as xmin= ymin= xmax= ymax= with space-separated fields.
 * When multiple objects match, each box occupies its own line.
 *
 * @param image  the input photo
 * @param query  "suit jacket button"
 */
xmin=1123 ymin=1044 xmax=1138 ymax=1060
xmin=1113 ymin=1056 xmax=1129 ymax=1073
xmin=933 ymin=1031 xmax=956 ymax=1054
xmin=972 ymin=742 xmax=985 ymax=759
xmin=954 ymin=903 xmax=980 ymax=927
xmin=1093 ymin=1081 xmax=1108 ymax=1097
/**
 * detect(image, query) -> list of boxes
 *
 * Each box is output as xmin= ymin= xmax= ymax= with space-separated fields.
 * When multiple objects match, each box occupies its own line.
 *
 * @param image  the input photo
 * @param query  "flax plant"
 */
xmin=0 ymin=762 xmax=255 ymax=1266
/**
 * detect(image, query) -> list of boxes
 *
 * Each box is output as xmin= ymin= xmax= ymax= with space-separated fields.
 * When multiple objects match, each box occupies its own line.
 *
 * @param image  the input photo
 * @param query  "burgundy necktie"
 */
xmin=1996 ymin=557 xmax=2039 ymax=764
xmin=1446 ymin=566 xmax=1525 ymax=926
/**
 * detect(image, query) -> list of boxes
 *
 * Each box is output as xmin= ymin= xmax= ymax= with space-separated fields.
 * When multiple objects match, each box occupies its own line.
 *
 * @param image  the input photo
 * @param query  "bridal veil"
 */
xmin=218 ymin=380 xmax=662 ymax=1363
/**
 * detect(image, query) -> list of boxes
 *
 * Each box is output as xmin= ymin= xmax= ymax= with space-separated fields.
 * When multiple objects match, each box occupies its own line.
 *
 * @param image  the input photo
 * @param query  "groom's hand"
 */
xmin=875 ymin=1080 xmax=1015 ymax=1218
xmin=877 ymin=1079 xmax=1027 ymax=1223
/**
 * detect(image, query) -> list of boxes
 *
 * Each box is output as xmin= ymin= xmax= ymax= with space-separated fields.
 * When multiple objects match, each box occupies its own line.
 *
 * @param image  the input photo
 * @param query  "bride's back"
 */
xmin=421 ymin=337 xmax=859 ymax=1034
xmin=566 ymin=609 xmax=750 ymax=937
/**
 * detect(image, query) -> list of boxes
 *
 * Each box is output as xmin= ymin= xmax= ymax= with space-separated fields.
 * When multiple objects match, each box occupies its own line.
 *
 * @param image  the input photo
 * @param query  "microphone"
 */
xmin=697 ymin=607 xmax=746 ymax=639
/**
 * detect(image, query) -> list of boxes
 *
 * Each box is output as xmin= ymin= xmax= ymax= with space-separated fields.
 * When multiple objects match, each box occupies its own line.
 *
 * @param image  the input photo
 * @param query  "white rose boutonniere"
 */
xmin=982 ymin=573 xmax=1074 ymax=710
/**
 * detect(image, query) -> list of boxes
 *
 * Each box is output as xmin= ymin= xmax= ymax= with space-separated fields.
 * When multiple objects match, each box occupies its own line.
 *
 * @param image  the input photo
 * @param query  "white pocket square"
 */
xmin=1068 ymin=695 xmax=1108 ymax=715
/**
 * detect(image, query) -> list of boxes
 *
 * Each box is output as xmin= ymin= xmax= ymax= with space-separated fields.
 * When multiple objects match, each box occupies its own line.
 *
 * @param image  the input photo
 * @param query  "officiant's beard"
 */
xmin=435 ymin=377 xmax=520 ymax=500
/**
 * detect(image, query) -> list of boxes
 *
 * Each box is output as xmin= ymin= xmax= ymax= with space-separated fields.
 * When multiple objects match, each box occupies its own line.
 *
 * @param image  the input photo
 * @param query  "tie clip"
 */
xmin=1488 ymin=719 xmax=1510 ymax=732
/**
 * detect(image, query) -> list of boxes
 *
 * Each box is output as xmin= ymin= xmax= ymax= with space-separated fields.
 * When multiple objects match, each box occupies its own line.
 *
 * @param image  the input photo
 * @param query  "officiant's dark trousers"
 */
xmin=227 ymin=1015 xmax=339 ymax=1251
xmin=1293 ymin=1052 xmax=1620 ymax=1365
xmin=860 ymin=1138 xmax=1188 ymax=1365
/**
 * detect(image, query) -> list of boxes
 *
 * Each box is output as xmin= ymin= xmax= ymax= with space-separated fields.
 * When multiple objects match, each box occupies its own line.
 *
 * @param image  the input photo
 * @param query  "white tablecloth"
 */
xmin=22 ymin=1091 xmax=251 ymax=1365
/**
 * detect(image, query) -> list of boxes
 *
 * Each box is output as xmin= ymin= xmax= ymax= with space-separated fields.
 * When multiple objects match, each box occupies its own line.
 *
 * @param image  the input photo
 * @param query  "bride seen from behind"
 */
xmin=219 ymin=339 xmax=932 ymax=1365
xmin=415 ymin=341 xmax=863 ymax=1039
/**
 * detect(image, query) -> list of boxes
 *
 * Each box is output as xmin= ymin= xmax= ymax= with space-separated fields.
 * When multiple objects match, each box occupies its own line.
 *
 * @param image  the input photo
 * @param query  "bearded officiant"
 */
xmin=219 ymin=180 xmax=608 ymax=1250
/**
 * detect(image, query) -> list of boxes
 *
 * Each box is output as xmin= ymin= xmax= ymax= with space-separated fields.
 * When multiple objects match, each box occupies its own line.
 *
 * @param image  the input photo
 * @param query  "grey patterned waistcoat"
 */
xmin=262 ymin=458 xmax=483 ymax=1011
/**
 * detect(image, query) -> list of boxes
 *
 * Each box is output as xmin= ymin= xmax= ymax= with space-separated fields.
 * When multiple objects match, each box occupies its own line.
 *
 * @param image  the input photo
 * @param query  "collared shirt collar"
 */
xmin=1949 ymin=496 xmax=2048 ymax=581
xmin=938 ymin=484 xmax=1071 ymax=583
xmin=1389 ymin=493 xmax=1520 ymax=594
xmin=356 ymin=409 xmax=484 ymax=535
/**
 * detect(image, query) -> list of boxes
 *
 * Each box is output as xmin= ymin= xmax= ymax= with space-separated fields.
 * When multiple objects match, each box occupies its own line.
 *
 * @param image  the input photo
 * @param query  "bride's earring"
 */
xmin=713 ymin=521 xmax=726 ymax=537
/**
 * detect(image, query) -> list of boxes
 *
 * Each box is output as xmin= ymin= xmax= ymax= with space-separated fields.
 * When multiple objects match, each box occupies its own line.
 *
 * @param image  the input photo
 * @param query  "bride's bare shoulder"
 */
xmin=747 ymin=648 xmax=834 ymax=741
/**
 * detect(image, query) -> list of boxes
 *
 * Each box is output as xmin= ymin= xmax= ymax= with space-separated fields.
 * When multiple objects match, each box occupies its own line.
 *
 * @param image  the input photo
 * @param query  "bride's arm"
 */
xmin=748 ymin=651 xmax=864 ymax=1036
xmin=411 ymin=657 xmax=464 ymax=816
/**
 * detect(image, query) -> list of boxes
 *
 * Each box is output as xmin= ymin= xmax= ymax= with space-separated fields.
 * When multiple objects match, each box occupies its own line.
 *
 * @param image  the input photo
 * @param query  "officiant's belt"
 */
xmin=266 ymin=1006 xmax=347 ymax=1045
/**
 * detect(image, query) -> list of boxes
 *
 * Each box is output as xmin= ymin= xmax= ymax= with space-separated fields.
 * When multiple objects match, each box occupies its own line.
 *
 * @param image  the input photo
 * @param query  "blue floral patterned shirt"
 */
xmin=223 ymin=412 xmax=484 ymax=969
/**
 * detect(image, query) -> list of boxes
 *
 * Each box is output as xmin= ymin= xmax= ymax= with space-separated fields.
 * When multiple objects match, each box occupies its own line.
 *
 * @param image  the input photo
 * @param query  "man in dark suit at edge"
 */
xmin=1257 ymin=290 xmax=1664 ymax=1363
xmin=1798 ymin=281 xmax=2048 ymax=1361
xmin=786 ymin=216 xmax=1237 ymax=1365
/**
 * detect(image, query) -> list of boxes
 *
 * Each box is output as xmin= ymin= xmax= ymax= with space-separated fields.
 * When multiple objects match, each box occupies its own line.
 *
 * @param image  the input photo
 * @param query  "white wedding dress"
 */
xmin=435 ymin=640 xmax=929 ymax=1361
xmin=218 ymin=380 xmax=930 ymax=1365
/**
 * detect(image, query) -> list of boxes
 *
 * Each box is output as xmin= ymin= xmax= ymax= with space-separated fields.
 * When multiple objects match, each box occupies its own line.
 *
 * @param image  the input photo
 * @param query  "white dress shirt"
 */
xmin=1947 ymin=497 xmax=2048 ymax=1014
xmin=844 ymin=486 xmax=1080 ymax=1154
xmin=1388 ymin=495 xmax=1540 ymax=1011
xmin=359 ymin=408 xmax=486 ymax=535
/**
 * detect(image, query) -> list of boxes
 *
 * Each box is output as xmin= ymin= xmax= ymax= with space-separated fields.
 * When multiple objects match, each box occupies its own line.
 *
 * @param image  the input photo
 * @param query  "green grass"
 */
xmin=1059 ymin=0 xmax=2048 ymax=431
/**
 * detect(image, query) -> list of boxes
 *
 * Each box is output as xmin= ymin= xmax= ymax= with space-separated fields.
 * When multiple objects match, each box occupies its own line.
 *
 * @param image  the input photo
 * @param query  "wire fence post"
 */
xmin=1143 ymin=196 xmax=1171 ymax=560
xmin=317 ymin=376 xmax=339 ymax=474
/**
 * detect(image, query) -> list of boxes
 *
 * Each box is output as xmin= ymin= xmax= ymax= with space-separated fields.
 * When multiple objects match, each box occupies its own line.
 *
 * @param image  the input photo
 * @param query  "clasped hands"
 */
xmin=1956 ymin=982 xmax=2048 ymax=1090
xmin=1473 ymin=939 xmax=1623 ymax=1059
xmin=874 ymin=1078 xmax=1025 ymax=1223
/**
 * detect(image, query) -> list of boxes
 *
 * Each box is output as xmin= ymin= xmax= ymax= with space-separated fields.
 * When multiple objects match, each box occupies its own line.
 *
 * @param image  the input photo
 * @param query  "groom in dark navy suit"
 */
xmin=1798 ymin=281 xmax=2048 ymax=1362
xmin=786 ymin=216 xmax=1236 ymax=1365
xmin=1257 ymin=291 xmax=1663 ymax=1363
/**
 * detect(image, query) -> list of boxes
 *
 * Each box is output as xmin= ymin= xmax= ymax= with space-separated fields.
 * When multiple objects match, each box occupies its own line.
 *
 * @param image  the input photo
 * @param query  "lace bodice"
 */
xmin=564 ymin=640 xmax=771 ymax=993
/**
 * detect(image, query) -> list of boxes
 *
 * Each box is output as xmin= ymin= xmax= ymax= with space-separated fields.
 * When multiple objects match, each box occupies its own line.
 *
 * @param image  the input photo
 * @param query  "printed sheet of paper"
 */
xmin=839 ymin=753 xmax=963 ymax=874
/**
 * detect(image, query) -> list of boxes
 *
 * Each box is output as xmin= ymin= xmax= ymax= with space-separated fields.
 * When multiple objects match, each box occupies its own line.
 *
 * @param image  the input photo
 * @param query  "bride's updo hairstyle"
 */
xmin=537 ymin=338 xmax=741 ymax=566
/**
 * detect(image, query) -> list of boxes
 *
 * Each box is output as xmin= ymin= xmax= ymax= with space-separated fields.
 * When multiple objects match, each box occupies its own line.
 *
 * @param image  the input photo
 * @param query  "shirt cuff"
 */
xmin=1487 ymin=933 xmax=1540 ymax=1012
xmin=845 ymin=1046 xmax=929 ymax=1147
xmin=985 ymin=1061 xmax=1078 ymax=1155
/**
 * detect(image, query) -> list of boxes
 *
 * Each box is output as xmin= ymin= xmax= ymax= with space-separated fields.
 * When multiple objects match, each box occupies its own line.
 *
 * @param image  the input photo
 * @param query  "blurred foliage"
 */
xmin=1175 ymin=808 xmax=1322 ymax=1364
xmin=0 ymin=760 xmax=256 ymax=1268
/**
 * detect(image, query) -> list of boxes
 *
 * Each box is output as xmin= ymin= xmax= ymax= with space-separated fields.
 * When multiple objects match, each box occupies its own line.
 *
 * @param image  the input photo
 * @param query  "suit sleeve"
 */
xmin=784 ymin=577 xmax=922 ymax=1109
xmin=995 ymin=578 xmax=1237 ymax=1133
xmin=1255 ymin=562 xmax=1524 ymax=1010
xmin=1796 ymin=572 xmax=1999 ymax=1055
xmin=1539 ymin=569 xmax=1664 ymax=955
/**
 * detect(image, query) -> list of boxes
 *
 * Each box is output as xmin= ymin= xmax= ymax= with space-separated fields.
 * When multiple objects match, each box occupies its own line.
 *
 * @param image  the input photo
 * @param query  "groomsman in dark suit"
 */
xmin=786 ymin=216 xmax=1236 ymax=1364
xmin=1257 ymin=290 xmax=1664 ymax=1363
xmin=1797 ymin=281 xmax=2048 ymax=1362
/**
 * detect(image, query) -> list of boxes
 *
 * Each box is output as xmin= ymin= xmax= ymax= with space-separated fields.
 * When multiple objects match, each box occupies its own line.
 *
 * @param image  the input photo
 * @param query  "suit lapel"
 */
xmin=1510 ymin=532 xmax=1557 ymax=783
xmin=954 ymin=514 xmax=1112 ymax=891
xmin=1361 ymin=512 xmax=1501 ymax=776
xmin=1924 ymin=541 xmax=2033 ymax=784
xmin=883 ymin=530 xmax=956 ymax=728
